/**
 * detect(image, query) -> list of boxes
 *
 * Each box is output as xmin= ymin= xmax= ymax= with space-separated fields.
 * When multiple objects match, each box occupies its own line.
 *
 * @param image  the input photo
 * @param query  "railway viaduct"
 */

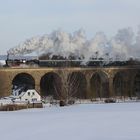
xmin=0 ymin=66 xmax=140 ymax=99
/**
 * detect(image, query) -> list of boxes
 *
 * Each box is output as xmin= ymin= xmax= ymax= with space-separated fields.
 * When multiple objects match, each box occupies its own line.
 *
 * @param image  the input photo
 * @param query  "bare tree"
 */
xmin=59 ymin=69 xmax=80 ymax=105
xmin=95 ymin=51 xmax=99 ymax=60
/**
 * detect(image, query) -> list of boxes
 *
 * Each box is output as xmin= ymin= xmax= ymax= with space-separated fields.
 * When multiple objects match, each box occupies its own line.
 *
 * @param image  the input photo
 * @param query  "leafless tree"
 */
xmin=59 ymin=69 xmax=80 ymax=105
xmin=95 ymin=51 xmax=99 ymax=60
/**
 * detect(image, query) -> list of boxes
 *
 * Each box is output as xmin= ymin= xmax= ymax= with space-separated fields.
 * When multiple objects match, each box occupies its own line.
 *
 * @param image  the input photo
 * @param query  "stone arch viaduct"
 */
xmin=0 ymin=66 xmax=140 ymax=99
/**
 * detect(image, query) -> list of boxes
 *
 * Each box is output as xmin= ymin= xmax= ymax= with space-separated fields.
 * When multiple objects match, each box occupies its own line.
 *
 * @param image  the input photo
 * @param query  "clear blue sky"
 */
xmin=0 ymin=0 xmax=140 ymax=54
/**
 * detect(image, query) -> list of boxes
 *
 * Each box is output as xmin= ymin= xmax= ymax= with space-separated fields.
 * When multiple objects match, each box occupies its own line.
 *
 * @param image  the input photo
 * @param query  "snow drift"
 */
xmin=1 ymin=103 xmax=140 ymax=140
xmin=7 ymin=27 xmax=140 ymax=61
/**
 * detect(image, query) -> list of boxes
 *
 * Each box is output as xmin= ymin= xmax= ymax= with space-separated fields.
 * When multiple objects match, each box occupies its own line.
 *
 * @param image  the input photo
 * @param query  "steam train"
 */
xmin=4 ymin=55 xmax=140 ymax=67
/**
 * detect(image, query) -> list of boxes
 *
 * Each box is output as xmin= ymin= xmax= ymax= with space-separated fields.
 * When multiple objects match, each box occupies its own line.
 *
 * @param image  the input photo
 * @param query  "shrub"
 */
xmin=59 ymin=100 xmax=65 ymax=107
xmin=104 ymin=98 xmax=116 ymax=103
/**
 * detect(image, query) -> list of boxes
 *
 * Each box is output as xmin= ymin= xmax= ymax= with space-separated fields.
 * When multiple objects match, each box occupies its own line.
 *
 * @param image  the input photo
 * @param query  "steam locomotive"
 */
xmin=4 ymin=54 xmax=140 ymax=68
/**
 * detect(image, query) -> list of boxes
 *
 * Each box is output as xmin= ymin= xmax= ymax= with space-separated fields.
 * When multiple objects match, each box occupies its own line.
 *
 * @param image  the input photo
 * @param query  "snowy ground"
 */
xmin=0 ymin=103 xmax=140 ymax=140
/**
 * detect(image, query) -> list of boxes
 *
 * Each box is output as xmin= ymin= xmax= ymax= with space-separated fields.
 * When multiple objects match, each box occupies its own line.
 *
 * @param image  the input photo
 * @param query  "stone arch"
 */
xmin=113 ymin=71 xmax=127 ymax=97
xmin=90 ymin=71 xmax=109 ymax=99
xmin=133 ymin=71 xmax=140 ymax=97
xmin=40 ymin=72 xmax=62 ymax=99
xmin=68 ymin=72 xmax=87 ymax=99
xmin=12 ymin=73 xmax=35 ymax=95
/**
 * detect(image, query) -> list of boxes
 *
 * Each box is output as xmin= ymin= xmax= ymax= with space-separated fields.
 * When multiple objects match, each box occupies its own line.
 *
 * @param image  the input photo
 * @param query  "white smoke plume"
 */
xmin=7 ymin=27 xmax=140 ymax=61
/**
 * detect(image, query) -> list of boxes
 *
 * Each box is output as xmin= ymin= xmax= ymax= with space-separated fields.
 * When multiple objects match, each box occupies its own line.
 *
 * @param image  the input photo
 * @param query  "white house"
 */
xmin=14 ymin=89 xmax=41 ymax=103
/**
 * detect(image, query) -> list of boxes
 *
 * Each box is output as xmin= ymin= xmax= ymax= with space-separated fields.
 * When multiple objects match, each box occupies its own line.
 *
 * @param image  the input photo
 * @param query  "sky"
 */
xmin=0 ymin=0 xmax=140 ymax=55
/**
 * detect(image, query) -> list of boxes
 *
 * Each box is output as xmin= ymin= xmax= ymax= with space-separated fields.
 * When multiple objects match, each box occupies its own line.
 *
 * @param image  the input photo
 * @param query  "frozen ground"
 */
xmin=0 ymin=103 xmax=140 ymax=140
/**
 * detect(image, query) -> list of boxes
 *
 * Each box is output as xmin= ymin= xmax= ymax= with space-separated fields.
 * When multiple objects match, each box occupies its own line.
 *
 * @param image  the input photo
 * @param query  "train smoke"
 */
xmin=7 ymin=27 xmax=140 ymax=61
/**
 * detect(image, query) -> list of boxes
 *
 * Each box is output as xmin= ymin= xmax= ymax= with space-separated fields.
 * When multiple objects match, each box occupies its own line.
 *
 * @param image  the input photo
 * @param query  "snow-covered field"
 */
xmin=0 ymin=103 xmax=140 ymax=140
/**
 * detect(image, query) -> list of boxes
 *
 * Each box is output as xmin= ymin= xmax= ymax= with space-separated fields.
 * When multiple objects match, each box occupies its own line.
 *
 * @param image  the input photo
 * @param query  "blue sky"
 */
xmin=0 ymin=0 xmax=140 ymax=54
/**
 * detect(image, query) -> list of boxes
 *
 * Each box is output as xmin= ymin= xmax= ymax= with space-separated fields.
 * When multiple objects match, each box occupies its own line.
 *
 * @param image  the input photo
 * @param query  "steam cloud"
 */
xmin=7 ymin=27 xmax=140 ymax=61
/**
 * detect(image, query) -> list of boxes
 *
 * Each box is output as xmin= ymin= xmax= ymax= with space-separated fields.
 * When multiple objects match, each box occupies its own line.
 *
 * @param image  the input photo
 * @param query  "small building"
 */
xmin=14 ymin=89 xmax=41 ymax=103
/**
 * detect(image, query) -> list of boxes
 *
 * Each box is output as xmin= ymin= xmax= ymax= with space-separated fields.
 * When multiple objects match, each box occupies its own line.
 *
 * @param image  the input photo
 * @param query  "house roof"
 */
xmin=19 ymin=89 xmax=39 ymax=98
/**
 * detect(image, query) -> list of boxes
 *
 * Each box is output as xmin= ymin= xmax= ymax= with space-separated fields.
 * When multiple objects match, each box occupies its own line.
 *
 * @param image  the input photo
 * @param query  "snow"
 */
xmin=0 ymin=103 xmax=140 ymax=140
xmin=0 ymin=60 xmax=6 ymax=66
